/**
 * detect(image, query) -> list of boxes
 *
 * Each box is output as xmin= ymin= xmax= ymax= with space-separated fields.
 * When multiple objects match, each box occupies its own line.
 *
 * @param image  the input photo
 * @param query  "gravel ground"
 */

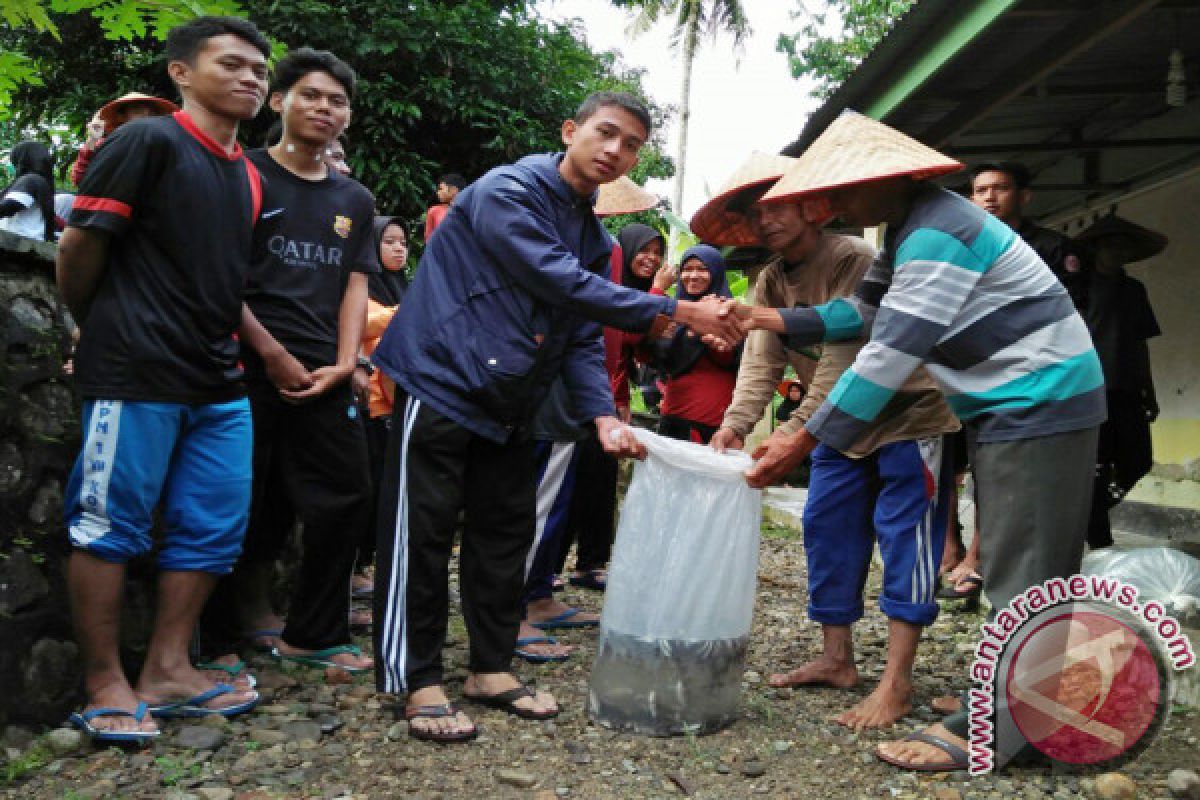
xmin=3 ymin=521 xmax=1198 ymax=799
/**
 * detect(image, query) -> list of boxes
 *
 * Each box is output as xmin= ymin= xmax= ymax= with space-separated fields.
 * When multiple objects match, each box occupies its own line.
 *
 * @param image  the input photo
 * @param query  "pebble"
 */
xmin=1169 ymin=770 xmax=1200 ymax=800
xmin=386 ymin=722 xmax=408 ymax=740
xmin=195 ymin=789 xmax=235 ymax=800
xmin=175 ymin=725 xmax=226 ymax=751
xmin=496 ymin=768 xmax=538 ymax=788
xmin=1092 ymin=772 xmax=1137 ymax=800
xmin=43 ymin=728 xmax=84 ymax=756
xmin=248 ymin=728 xmax=288 ymax=746
xmin=281 ymin=720 xmax=322 ymax=744
xmin=933 ymin=789 xmax=962 ymax=800
xmin=741 ymin=760 xmax=767 ymax=778
xmin=325 ymin=666 xmax=353 ymax=684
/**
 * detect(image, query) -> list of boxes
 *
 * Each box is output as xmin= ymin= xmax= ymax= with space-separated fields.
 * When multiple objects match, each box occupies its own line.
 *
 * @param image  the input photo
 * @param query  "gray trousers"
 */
xmin=943 ymin=424 xmax=1100 ymax=742
xmin=972 ymin=425 xmax=1100 ymax=616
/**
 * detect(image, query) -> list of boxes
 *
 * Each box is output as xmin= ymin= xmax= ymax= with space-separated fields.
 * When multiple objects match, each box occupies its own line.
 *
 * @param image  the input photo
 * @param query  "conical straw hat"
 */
xmin=98 ymin=92 xmax=178 ymax=134
xmin=594 ymin=176 xmax=660 ymax=218
xmin=761 ymin=111 xmax=962 ymax=206
xmin=690 ymin=152 xmax=797 ymax=246
xmin=1075 ymin=213 xmax=1167 ymax=263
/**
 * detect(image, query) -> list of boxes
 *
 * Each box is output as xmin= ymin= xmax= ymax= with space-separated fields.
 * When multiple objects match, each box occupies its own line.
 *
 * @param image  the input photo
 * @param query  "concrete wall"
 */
xmin=1060 ymin=170 xmax=1200 ymax=538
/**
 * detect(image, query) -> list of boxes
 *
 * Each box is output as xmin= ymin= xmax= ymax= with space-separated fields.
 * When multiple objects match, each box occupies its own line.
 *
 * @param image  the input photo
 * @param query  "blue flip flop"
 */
xmin=68 ymin=702 xmax=160 ymax=744
xmin=196 ymin=658 xmax=257 ymax=688
xmin=530 ymin=608 xmax=600 ymax=630
xmin=514 ymin=635 xmax=570 ymax=663
xmin=148 ymin=683 xmax=260 ymax=719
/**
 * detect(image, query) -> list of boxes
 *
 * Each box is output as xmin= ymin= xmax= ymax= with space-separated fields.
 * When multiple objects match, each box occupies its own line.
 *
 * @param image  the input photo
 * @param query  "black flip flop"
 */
xmin=404 ymin=703 xmax=477 ymax=743
xmin=463 ymin=684 xmax=559 ymax=720
xmin=875 ymin=730 xmax=969 ymax=772
xmin=936 ymin=572 xmax=983 ymax=600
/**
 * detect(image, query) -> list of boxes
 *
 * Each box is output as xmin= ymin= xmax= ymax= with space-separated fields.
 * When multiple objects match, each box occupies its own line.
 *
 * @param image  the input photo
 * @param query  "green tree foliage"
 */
xmin=0 ymin=0 xmax=241 ymax=113
xmin=776 ymin=0 xmax=914 ymax=99
xmin=3 ymin=0 xmax=673 ymax=226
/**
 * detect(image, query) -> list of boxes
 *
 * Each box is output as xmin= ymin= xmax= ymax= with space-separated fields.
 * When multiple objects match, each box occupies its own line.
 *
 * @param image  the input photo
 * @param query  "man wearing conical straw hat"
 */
xmin=696 ymin=152 xmax=960 ymax=733
xmin=727 ymin=111 xmax=1105 ymax=771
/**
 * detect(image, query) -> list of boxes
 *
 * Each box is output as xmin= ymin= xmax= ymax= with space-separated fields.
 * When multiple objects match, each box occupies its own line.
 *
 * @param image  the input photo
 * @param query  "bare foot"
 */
xmin=931 ymin=695 xmax=962 ymax=715
xmin=137 ymin=662 xmax=258 ymax=713
xmin=768 ymin=657 xmax=860 ymax=689
xmin=406 ymin=685 xmax=474 ymax=738
xmin=275 ymin=640 xmax=373 ymax=670
xmin=516 ymin=621 xmax=572 ymax=660
xmin=875 ymin=722 xmax=968 ymax=770
xmin=836 ymin=679 xmax=912 ymax=731
xmin=351 ymin=572 xmax=373 ymax=594
xmin=244 ymin=613 xmax=285 ymax=649
xmin=465 ymin=672 xmax=557 ymax=716
xmin=525 ymin=597 xmax=599 ymax=627
xmin=79 ymin=676 xmax=160 ymax=736
xmin=197 ymin=653 xmax=255 ymax=690
xmin=943 ymin=558 xmax=979 ymax=589
xmin=349 ymin=606 xmax=372 ymax=628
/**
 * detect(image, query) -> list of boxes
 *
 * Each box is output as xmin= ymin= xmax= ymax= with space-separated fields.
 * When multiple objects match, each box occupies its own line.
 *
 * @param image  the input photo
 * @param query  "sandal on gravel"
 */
xmin=68 ymin=703 xmax=160 ymax=744
xmin=875 ymin=731 xmax=969 ymax=772
xmin=530 ymin=608 xmax=599 ymax=631
xmin=514 ymin=635 xmax=570 ymax=664
xmin=937 ymin=572 xmax=983 ymax=600
xmin=404 ymin=703 xmax=477 ymax=743
xmin=148 ymin=683 xmax=260 ymax=719
xmin=568 ymin=569 xmax=606 ymax=591
xmin=463 ymin=684 xmax=559 ymax=720
xmin=271 ymin=644 xmax=372 ymax=673
xmin=196 ymin=658 xmax=257 ymax=688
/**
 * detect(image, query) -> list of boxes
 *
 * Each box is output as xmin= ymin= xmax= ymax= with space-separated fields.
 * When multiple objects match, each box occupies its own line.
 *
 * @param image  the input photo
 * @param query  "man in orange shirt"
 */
xmin=423 ymin=171 xmax=464 ymax=240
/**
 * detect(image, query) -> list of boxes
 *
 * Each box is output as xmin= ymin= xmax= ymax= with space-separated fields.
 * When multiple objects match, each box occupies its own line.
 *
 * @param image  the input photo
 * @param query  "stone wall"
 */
xmin=0 ymin=231 xmax=83 ymax=728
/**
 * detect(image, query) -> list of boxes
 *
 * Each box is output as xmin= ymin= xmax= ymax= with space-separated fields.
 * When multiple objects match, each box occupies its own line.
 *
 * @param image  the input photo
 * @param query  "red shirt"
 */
xmin=645 ymin=287 xmax=736 ymax=426
xmin=424 ymin=203 xmax=449 ymax=240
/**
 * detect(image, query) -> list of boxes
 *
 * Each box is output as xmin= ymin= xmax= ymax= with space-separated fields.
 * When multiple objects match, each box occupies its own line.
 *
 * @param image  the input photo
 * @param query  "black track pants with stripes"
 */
xmin=373 ymin=393 xmax=538 ymax=694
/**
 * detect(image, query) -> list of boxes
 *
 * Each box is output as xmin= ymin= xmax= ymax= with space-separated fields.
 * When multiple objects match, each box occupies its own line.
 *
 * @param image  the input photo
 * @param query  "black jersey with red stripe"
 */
xmin=69 ymin=111 xmax=262 ymax=404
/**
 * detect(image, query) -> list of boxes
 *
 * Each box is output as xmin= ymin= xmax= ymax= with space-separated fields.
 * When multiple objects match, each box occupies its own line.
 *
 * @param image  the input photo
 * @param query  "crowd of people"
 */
xmin=6 ymin=11 xmax=1164 ymax=773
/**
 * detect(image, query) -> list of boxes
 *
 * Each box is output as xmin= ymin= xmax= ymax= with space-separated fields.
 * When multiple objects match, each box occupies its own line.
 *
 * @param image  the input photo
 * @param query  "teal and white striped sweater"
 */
xmin=780 ymin=184 xmax=1105 ymax=452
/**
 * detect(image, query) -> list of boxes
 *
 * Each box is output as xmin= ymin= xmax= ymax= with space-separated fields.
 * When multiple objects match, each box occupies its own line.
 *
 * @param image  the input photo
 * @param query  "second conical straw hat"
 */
xmin=594 ymin=176 xmax=660 ymax=218
xmin=761 ymin=111 xmax=962 ymax=205
xmin=689 ymin=152 xmax=796 ymax=246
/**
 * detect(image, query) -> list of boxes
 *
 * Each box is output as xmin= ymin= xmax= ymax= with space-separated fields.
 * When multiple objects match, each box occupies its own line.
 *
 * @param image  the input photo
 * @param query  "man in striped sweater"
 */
xmin=730 ymin=112 xmax=1104 ymax=771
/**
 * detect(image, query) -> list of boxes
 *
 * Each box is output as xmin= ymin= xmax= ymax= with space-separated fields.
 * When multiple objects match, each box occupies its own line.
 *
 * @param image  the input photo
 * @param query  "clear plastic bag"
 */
xmin=1081 ymin=546 xmax=1200 ymax=617
xmin=588 ymin=428 xmax=763 ymax=735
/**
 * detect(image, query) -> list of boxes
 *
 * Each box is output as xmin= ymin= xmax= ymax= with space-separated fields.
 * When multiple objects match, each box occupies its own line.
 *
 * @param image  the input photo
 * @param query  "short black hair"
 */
xmin=574 ymin=91 xmax=652 ymax=135
xmin=272 ymin=46 xmax=357 ymax=99
xmin=438 ymin=173 xmax=466 ymax=189
xmin=969 ymin=161 xmax=1031 ymax=190
xmin=165 ymin=16 xmax=271 ymax=64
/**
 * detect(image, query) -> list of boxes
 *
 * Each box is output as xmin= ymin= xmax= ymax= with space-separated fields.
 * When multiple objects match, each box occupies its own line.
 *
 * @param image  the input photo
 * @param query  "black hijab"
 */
xmin=616 ymin=223 xmax=664 ymax=291
xmin=6 ymin=141 xmax=55 ymax=241
xmin=367 ymin=216 xmax=408 ymax=307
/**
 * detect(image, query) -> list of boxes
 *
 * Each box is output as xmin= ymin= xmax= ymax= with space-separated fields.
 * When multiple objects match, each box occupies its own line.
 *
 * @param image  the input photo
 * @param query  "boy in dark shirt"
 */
xmin=56 ymin=16 xmax=271 ymax=742
xmin=200 ymin=48 xmax=377 ymax=673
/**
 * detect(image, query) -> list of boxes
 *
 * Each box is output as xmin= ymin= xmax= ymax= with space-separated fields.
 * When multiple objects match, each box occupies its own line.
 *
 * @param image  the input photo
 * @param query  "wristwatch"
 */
xmin=356 ymin=356 xmax=375 ymax=375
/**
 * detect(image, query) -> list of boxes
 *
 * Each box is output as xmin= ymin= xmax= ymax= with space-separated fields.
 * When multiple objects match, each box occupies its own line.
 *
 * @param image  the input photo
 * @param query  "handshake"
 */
xmin=671 ymin=295 xmax=781 ymax=350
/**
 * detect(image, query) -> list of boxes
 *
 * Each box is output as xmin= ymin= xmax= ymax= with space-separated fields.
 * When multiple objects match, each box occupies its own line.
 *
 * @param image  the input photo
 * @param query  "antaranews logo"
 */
xmin=967 ymin=574 xmax=1195 ymax=774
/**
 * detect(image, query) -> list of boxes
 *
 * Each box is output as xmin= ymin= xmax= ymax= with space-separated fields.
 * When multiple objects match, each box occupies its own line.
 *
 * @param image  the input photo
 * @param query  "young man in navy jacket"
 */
xmin=371 ymin=91 xmax=744 ymax=742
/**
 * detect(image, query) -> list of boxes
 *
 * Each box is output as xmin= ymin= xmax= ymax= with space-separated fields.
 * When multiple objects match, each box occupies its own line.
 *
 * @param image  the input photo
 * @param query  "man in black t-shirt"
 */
xmin=198 ymin=48 xmax=377 ymax=675
xmin=56 ymin=17 xmax=270 ymax=742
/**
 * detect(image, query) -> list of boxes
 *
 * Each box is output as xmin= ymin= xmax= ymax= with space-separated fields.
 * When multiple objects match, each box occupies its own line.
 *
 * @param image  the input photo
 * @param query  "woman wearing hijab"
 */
xmin=1 ymin=141 xmax=56 ymax=241
xmin=647 ymin=244 xmax=741 ymax=445
xmin=352 ymin=217 xmax=409 ymax=598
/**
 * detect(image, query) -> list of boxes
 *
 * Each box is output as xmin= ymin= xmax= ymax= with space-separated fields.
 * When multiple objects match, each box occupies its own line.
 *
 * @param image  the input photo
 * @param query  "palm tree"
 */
xmin=622 ymin=0 xmax=750 ymax=213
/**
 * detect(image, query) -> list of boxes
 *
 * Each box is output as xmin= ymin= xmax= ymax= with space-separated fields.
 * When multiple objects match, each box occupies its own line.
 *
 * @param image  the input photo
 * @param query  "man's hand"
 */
xmin=280 ymin=364 xmax=352 ymax=403
xmin=264 ymin=348 xmax=314 ymax=393
xmin=595 ymin=416 xmax=646 ymax=460
xmin=745 ymin=428 xmax=818 ymax=489
xmin=709 ymin=427 xmax=744 ymax=454
xmin=351 ymin=366 xmax=371 ymax=407
xmin=616 ymin=404 xmax=632 ymax=424
xmin=673 ymin=297 xmax=747 ymax=348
